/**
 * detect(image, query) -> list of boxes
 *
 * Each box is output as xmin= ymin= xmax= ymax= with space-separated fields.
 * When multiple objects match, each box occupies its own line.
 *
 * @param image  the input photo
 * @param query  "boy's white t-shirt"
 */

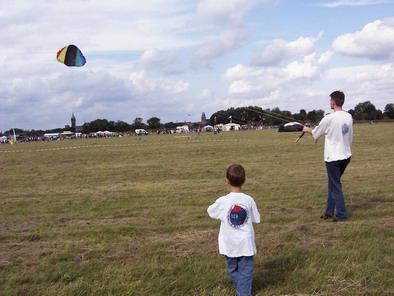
xmin=312 ymin=110 xmax=353 ymax=162
xmin=207 ymin=192 xmax=260 ymax=257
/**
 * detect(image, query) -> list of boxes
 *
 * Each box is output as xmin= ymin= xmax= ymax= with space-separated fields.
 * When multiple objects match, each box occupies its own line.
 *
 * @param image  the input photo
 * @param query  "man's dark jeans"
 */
xmin=325 ymin=157 xmax=351 ymax=221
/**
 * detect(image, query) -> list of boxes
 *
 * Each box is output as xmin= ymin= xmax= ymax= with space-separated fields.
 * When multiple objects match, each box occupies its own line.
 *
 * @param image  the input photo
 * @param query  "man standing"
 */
xmin=303 ymin=91 xmax=353 ymax=222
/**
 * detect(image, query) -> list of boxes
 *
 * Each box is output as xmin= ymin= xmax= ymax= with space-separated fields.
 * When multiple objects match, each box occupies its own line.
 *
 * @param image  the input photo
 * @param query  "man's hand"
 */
xmin=303 ymin=126 xmax=312 ymax=134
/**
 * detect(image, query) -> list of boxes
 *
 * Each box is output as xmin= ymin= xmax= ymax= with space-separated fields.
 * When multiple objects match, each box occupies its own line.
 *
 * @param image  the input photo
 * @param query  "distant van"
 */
xmin=135 ymin=129 xmax=148 ymax=136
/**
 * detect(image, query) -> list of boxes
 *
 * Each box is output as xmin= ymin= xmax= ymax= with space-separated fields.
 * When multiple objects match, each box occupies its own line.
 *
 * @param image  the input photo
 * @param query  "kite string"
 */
xmin=214 ymin=112 xmax=250 ymax=124
xmin=246 ymin=106 xmax=303 ymax=123
xmin=213 ymin=106 xmax=307 ymax=126
xmin=216 ymin=107 xmax=301 ymax=124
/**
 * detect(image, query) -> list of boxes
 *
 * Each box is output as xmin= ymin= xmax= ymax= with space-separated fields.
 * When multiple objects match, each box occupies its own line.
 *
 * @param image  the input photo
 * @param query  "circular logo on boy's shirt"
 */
xmin=227 ymin=204 xmax=249 ymax=228
xmin=342 ymin=123 xmax=350 ymax=135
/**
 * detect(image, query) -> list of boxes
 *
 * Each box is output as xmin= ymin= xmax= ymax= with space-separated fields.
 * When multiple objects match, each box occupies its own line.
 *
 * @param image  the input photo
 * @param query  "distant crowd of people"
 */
xmin=1 ymin=124 xmax=275 ymax=145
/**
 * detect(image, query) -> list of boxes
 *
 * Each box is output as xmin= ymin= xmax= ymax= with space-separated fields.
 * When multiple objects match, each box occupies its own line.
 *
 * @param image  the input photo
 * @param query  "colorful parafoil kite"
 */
xmin=278 ymin=122 xmax=304 ymax=132
xmin=56 ymin=45 xmax=86 ymax=67
xmin=278 ymin=122 xmax=310 ymax=143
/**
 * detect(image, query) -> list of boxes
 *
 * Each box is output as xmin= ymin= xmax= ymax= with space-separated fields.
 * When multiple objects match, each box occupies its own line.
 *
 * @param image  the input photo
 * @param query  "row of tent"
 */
xmin=43 ymin=131 xmax=117 ymax=139
xmin=176 ymin=123 xmax=243 ymax=133
xmin=43 ymin=131 xmax=82 ymax=139
xmin=203 ymin=123 xmax=244 ymax=132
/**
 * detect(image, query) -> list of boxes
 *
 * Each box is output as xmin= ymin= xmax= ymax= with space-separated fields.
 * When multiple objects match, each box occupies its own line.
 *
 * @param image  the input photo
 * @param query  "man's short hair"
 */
xmin=226 ymin=164 xmax=246 ymax=187
xmin=330 ymin=90 xmax=345 ymax=107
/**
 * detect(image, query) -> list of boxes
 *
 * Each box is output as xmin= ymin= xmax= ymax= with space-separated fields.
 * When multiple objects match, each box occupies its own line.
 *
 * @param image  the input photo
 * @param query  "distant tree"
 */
xmin=147 ymin=117 xmax=161 ymax=129
xmin=293 ymin=109 xmax=307 ymax=122
xmin=209 ymin=106 xmax=299 ymax=126
xmin=354 ymin=101 xmax=375 ymax=120
xmin=26 ymin=129 xmax=45 ymax=137
xmin=266 ymin=107 xmax=286 ymax=125
xmin=191 ymin=122 xmax=200 ymax=129
xmin=384 ymin=103 xmax=394 ymax=119
xmin=134 ymin=117 xmax=143 ymax=124
xmin=46 ymin=128 xmax=64 ymax=134
xmin=131 ymin=117 xmax=147 ymax=130
xmin=375 ymin=110 xmax=384 ymax=120
xmin=82 ymin=122 xmax=91 ymax=133
xmin=353 ymin=101 xmax=383 ymax=120
xmin=114 ymin=120 xmax=131 ymax=132
xmin=108 ymin=121 xmax=115 ymax=132
xmin=306 ymin=110 xmax=325 ymax=123
xmin=3 ymin=128 xmax=24 ymax=136
xmin=163 ymin=122 xmax=179 ymax=129
xmin=82 ymin=119 xmax=112 ymax=133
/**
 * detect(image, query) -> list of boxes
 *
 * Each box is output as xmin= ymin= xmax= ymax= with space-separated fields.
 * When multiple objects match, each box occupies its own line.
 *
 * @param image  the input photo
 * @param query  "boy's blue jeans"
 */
xmin=225 ymin=256 xmax=254 ymax=296
xmin=325 ymin=157 xmax=351 ymax=221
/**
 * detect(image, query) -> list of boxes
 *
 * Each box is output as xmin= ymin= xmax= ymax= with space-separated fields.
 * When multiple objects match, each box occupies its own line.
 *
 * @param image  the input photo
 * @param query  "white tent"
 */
xmin=223 ymin=123 xmax=241 ymax=131
xmin=214 ymin=124 xmax=224 ymax=131
xmin=61 ymin=131 xmax=74 ymax=136
xmin=96 ymin=131 xmax=113 ymax=135
xmin=176 ymin=125 xmax=189 ymax=133
xmin=202 ymin=125 xmax=213 ymax=132
xmin=44 ymin=133 xmax=60 ymax=139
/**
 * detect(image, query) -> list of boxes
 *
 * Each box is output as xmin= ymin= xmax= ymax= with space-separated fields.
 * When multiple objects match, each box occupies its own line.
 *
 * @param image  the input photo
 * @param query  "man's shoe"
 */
xmin=320 ymin=214 xmax=333 ymax=220
xmin=332 ymin=218 xmax=346 ymax=222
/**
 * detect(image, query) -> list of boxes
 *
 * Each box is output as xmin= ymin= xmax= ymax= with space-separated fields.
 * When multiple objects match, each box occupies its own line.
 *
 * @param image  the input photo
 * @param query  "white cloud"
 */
xmin=251 ymin=34 xmax=322 ymax=66
xmin=317 ymin=0 xmax=394 ymax=7
xmin=0 ymin=68 xmax=135 ymax=129
xmin=193 ymin=0 xmax=275 ymax=61
xmin=284 ymin=51 xmax=333 ymax=79
xmin=332 ymin=18 xmax=394 ymax=60
xmin=223 ymin=51 xmax=332 ymax=95
xmin=0 ymin=0 xmax=197 ymax=53
xmin=326 ymin=63 xmax=394 ymax=108
xmin=174 ymin=81 xmax=190 ymax=93
xmin=194 ymin=27 xmax=248 ymax=60
xmin=223 ymin=64 xmax=264 ymax=80
xmin=129 ymin=71 xmax=189 ymax=94
xmin=228 ymin=80 xmax=254 ymax=94
xmin=202 ymin=89 xmax=213 ymax=97
xmin=196 ymin=0 xmax=262 ymax=26
xmin=139 ymin=49 xmax=174 ymax=65
xmin=137 ymin=49 xmax=182 ymax=74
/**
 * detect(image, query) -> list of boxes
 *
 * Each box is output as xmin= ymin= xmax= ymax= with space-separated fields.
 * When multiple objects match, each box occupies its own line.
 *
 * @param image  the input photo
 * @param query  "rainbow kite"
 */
xmin=56 ymin=45 xmax=86 ymax=67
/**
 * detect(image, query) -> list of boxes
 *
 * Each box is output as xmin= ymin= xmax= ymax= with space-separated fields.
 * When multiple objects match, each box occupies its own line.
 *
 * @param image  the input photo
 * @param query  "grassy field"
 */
xmin=0 ymin=123 xmax=393 ymax=296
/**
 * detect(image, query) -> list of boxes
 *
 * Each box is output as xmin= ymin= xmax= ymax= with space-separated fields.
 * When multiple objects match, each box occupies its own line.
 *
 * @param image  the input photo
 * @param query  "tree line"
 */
xmin=209 ymin=102 xmax=394 ymax=126
xmin=2 ymin=101 xmax=393 ymax=137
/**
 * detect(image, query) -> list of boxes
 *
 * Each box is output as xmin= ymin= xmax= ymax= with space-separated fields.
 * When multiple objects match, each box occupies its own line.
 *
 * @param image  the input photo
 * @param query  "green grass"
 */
xmin=1 ymin=123 xmax=393 ymax=295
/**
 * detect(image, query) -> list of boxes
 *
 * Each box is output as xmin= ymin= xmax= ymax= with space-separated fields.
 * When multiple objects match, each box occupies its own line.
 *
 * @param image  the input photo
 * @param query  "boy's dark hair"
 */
xmin=330 ymin=90 xmax=345 ymax=107
xmin=226 ymin=164 xmax=246 ymax=187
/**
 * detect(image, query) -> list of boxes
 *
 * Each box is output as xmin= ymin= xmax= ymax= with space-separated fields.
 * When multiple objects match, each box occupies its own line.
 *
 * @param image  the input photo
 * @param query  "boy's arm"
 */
xmin=251 ymin=200 xmax=261 ymax=224
xmin=207 ymin=199 xmax=223 ymax=220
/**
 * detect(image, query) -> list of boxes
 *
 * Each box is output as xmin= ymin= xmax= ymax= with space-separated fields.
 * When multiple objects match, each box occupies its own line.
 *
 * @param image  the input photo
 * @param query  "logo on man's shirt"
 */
xmin=227 ymin=204 xmax=249 ymax=228
xmin=342 ymin=124 xmax=350 ymax=135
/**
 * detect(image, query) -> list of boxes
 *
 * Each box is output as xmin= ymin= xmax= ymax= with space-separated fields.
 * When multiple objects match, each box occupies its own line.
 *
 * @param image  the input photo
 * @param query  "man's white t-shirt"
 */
xmin=312 ymin=110 xmax=353 ymax=162
xmin=207 ymin=192 xmax=260 ymax=257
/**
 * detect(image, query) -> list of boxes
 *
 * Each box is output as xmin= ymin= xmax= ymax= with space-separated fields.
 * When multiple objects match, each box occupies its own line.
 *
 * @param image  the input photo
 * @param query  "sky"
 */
xmin=1 ymin=0 xmax=394 ymax=131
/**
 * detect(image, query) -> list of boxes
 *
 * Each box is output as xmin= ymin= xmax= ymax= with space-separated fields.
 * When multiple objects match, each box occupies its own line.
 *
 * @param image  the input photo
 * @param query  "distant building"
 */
xmin=201 ymin=112 xmax=207 ymax=123
xmin=71 ymin=113 xmax=76 ymax=132
xmin=69 ymin=113 xmax=83 ymax=132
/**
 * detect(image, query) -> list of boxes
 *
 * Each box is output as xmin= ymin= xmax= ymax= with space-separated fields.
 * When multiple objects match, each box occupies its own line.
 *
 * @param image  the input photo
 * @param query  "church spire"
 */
xmin=71 ymin=113 xmax=76 ymax=132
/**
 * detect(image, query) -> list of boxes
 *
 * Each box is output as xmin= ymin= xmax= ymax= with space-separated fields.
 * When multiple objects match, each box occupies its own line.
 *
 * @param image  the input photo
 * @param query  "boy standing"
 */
xmin=207 ymin=164 xmax=261 ymax=296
